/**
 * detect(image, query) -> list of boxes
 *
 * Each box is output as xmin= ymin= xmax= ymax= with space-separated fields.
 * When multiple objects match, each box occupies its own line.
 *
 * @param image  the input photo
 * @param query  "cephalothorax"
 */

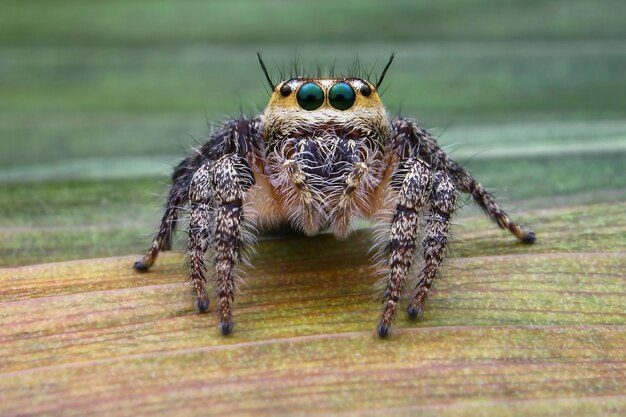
xmin=134 ymin=55 xmax=535 ymax=337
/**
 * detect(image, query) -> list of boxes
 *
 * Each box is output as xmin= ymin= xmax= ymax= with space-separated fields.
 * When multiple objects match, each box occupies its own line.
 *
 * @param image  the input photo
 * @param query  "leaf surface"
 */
xmin=1 ymin=203 xmax=624 ymax=416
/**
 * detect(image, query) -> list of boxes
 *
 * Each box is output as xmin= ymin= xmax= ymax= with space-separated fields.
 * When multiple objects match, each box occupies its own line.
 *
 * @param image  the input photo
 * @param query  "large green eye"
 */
xmin=297 ymin=83 xmax=324 ymax=111
xmin=329 ymin=82 xmax=356 ymax=110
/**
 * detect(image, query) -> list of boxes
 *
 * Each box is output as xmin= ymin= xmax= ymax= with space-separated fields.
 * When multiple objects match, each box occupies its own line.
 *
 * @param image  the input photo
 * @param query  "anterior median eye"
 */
xmin=297 ymin=83 xmax=324 ymax=111
xmin=329 ymin=82 xmax=356 ymax=110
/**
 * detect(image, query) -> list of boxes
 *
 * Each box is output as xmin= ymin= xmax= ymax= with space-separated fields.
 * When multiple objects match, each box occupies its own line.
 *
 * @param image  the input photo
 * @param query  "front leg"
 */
xmin=187 ymin=163 xmax=214 ymax=314
xmin=212 ymin=155 xmax=252 ymax=335
xmin=407 ymin=171 xmax=456 ymax=320
xmin=378 ymin=158 xmax=433 ymax=337
xmin=189 ymin=154 xmax=253 ymax=335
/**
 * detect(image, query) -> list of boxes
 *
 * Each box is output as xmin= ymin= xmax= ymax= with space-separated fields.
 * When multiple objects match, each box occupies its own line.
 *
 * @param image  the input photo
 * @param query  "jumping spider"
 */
xmin=134 ymin=54 xmax=536 ymax=337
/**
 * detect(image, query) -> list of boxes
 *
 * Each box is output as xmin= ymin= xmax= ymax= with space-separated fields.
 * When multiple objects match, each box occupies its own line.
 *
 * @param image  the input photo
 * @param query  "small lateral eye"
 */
xmin=329 ymin=82 xmax=356 ymax=110
xmin=360 ymin=84 xmax=372 ymax=97
xmin=280 ymin=83 xmax=292 ymax=97
xmin=297 ymin=82 xmax=324 ymax=111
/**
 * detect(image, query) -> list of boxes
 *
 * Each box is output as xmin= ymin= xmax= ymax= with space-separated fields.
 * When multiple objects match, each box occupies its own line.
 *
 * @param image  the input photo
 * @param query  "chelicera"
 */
xmin=134 ymin=54 xmax=535 ymax=337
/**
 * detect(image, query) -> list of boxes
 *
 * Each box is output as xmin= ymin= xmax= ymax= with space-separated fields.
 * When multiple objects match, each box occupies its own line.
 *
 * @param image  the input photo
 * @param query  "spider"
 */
xmin=134 ymin=54 xmax=536 ymax=337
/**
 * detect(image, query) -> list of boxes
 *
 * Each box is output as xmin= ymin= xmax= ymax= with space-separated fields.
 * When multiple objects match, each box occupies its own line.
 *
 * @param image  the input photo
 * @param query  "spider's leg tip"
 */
xmin=521 ymin=229 xmax=537 ymax=244
xmin=133 ymin=260 xmax=150 ymax=273
xmin=407 ymin=304 xmax=423 ymax=320
xmin=377 ymin=321 xmax=390 ymax=338
xmin=219 ymin=320 xmax=234 ymax=336
xmin=195 ymin=298 xmax=210 ymax=313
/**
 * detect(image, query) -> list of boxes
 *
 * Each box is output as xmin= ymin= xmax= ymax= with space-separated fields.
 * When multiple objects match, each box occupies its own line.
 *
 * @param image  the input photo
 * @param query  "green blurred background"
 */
xmin=1 ymin=0 xmax=625 ymax=266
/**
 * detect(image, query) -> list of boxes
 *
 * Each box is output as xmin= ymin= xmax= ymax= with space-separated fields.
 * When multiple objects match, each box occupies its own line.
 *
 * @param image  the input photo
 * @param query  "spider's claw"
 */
xmin=133 ymin=259 xmax=150 ymax=272
xmin=521 ymin=228 xmax=537 ymax=244
xmin=219 ymin=320 xmax=234 ymax=336
xmin=407 ymin=304 xmax=423 ymax=320
xmin=195 ymin=297 xmax=210 ymax=313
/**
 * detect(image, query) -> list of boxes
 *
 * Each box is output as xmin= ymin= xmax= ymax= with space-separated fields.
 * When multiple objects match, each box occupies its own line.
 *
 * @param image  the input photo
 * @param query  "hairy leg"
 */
xmin=378 ymin=158 xmax=432 ymax=337
xmin=209 ymin=155 xmax=249 ymax=335
xmin=391 ymin=117 xmax=535 ymax=244
xmin=134 ymin=117 xmax=263 ymax=273
xmin=187 ymin=163 xmax=214 ymax=313
xmin=134 ymin=190 xmax=184 ymax=272
xmin=407 ymin=171 xmax=456 ymax=319
xmin=133 ymin=157 xmax=197 ymax=272
xmin=186 ymin=154 xmax=252 ymax=334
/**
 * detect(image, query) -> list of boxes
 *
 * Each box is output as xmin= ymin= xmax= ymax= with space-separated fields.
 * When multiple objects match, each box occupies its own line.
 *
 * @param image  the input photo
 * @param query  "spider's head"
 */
xmin=268 ymin=77 xmax=383 ymax=112
xmin=256 ymin=54 xmax=395 ymax=147
xmin=261 ymin=77 xmax=389 ymax=146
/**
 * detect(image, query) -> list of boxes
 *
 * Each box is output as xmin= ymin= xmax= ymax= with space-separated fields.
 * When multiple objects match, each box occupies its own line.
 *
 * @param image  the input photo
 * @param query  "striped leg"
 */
xmin=134 ymin=158 xmax=195 ymax=272
xmin=378 ymin=158 xmax=432 ymax=337
xmin=408 ymin=171 xmax=456 ymax=319
xmin=134 ymin=184 xmax=185 ymax=272
xmin=210 ymin=155 xmax=248 ymax=335
xmin=188 ymin=163 xmax=214 ymax=314
xmin=391 ymin=117 xmax=535 ymax=244
xmin=463 ymin=178 xmax=534 ymax=243
xmin=187 ymin=155 xmax=250 ymax=335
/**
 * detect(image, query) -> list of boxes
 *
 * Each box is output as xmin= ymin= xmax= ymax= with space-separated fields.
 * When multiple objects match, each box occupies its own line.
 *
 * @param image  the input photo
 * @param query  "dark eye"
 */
xmin=280 ymin=83 xmax=292 ymax=97
xmin=360 ymin=84 xmax=372 ymax=97
xmin=297 ymin=83 xmax=324 ymax=110
xmin=329 ymin=82 xmax=356 ymax=110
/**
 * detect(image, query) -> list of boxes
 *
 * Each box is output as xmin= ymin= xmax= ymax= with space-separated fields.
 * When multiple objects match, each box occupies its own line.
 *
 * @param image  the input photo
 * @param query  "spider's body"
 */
xmin=260 ymin=77 xmax=389 ymax=237
xmin=135 ymin=57 xmax=535 ymax=337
